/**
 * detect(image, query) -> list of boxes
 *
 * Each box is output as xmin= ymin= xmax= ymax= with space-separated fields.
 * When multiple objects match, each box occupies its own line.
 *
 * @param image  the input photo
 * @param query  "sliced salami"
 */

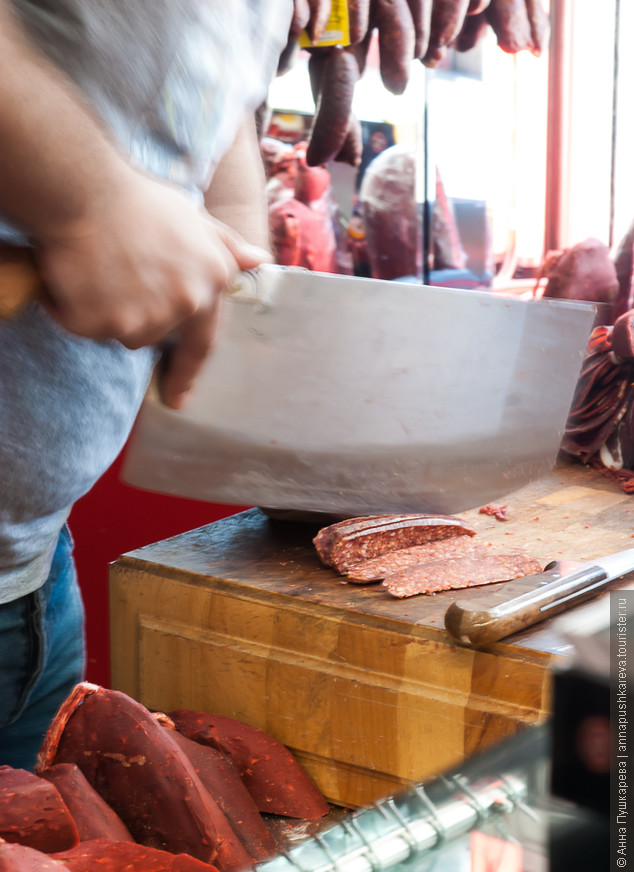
xmin=383 ymin=554 xmax=543 ymax=598
xmin=345 ymin=538 xmax=491 ymax=582
xmin=313 ymin=514 xmax=397 ymax=565
xmin=327 ymin=516 xmax=477 ymax=573
xmin=314 ymin=514 xmax=477 ymax=571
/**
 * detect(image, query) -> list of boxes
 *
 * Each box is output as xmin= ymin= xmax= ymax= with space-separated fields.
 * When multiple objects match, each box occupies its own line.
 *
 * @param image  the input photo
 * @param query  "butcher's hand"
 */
xmin=38 ymin=167 xmax=271 ymax=409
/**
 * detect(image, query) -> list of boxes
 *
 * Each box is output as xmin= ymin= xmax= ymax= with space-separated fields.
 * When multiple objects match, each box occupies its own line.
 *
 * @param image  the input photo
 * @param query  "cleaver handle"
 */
xmin=0 ymin=248 xmax=43 ymax=319
xmin=444 ymin=560 xmax=611 ymax=648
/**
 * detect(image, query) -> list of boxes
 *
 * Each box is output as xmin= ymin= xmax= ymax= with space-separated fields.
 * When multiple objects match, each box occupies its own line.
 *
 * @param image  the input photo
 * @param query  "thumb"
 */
xmin=209 ymin=219 xmax=274 ymax=271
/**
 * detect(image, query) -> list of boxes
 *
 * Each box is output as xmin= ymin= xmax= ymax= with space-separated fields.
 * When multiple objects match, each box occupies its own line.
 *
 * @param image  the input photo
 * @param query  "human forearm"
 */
xmin=204 ymin=117 xmax=271 ymax=251
xmin=0 ymin=2 xmax=273 ymax=409
xmin=0 ymin=1 xmax=133 ymax=239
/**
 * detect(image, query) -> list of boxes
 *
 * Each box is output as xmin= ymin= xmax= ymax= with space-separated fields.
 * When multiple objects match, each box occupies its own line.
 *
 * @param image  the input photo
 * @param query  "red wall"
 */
xmin=68 ymin=448 xmax=246 ymax=687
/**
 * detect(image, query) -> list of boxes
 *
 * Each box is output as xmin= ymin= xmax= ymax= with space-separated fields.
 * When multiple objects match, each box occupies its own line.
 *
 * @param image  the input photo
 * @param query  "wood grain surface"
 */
xmin=110 ymin=456 xmax=633 ymax=807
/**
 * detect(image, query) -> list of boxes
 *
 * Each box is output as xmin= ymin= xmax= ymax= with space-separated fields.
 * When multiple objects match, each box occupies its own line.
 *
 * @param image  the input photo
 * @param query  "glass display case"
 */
xmin=266 ymin=1 xmax=633 ymax=292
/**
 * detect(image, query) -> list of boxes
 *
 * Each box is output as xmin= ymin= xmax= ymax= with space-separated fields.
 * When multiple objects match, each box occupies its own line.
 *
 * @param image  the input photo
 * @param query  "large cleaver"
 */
xmin=444 ymin=547 xmax=634 ymax=647
xmin=122 ymin=265 xmax=596 ymax=516
xmin=0 ymin=255 xmax=597 ymax=516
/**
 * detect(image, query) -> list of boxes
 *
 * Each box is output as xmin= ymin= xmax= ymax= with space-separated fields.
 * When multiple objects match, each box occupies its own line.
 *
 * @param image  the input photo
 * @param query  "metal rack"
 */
xmin=258 ymin=727 xmax=549 ymax=872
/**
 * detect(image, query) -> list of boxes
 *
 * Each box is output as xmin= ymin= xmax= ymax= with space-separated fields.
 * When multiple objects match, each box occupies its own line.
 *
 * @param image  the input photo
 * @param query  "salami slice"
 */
xmin=314 ymin=514 xmax=412 ymax=565
xmin=383 ymin=554 xmax=543 ymax=598
xmin=326 ymin=516 xmax=477 ymax=573
xmin=346 ymin=538 xmax=491 ymax=582
xmin=314 ymin=513 xmax=476 ymax=569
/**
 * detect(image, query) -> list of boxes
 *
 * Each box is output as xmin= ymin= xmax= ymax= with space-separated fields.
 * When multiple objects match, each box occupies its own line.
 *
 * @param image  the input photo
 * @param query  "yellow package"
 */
xmin=299 ymin=0 xmax=351 ymax=48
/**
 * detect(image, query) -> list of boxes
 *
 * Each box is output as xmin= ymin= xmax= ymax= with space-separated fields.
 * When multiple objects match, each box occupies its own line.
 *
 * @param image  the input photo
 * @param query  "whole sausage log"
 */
xmin=485 ymin=0 xmax=533 ymax=53
xmin=306 ymin=47 xmax=359 ymax=166
xmin=525 ymin=0 xmax=550 ymax=56
xmin=405 ymin=0 xmax=433 ymax=59
xmin=289 ymin=0 xmax=311 ymax=39
xmin=423 ymin=0 xmax=470 ymax=64
xmin=348 ymin=0 xmax=371 ymax=44
xmin=305 ymin=0 xmax=333 ymax=43
xmin=454 ymin=10 xmax=490 ymax=52
xmin=374 ymin=0 xmax=416 ymax=94
xmin=334 ymin=112 xmax=364 ymax=166
xmin=467 ymin=0 xmax=491 ymax=13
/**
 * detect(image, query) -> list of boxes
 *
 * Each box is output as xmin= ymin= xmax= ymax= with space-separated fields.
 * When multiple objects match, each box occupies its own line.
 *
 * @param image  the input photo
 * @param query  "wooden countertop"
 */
xmin=120 ymin=456 xmax=634 ymax=658
xmin=111 ymin=456 xmax=632 ymax=806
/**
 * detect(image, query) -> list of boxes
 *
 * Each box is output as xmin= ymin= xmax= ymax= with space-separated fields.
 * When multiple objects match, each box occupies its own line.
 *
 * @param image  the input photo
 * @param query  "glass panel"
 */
xmin=266 ymin=9 xmax=551 ymax=290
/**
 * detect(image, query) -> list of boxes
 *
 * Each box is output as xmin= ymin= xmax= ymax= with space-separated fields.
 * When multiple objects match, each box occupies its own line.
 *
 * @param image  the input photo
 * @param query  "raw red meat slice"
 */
xmin=168 ymin=711 xmax=329 ymax=819
xmin=51 ymin=838 xmax=220 ymax=871
xmin=36 ymin=683 xmax=250 ymax=872
xmin=39 ymin=763 xmax=133 ymax=843
xmin=0 ymin=766 xmax=78 ymax=853
xmin=166 ymin=729 xmax=277 ymax=862
xmin=0 ymin=841 xmax=66 ymax=870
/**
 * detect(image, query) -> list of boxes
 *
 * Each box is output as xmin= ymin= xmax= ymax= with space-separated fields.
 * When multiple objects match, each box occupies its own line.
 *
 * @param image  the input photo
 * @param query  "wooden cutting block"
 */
xmin=109 ymin=457 xmax=634 ymax=808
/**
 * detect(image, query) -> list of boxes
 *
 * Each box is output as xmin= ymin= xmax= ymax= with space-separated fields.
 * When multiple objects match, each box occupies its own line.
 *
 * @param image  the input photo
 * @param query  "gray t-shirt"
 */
xmin=0 ymin=0 xmax=292 ymax=602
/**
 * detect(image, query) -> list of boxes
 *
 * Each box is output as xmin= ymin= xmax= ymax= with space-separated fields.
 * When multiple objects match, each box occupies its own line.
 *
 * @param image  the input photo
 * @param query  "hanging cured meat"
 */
xmin=562 ymin=311 xmax=634 ymax=491
xmin=281 ymin=0 xmax=549 ymax=166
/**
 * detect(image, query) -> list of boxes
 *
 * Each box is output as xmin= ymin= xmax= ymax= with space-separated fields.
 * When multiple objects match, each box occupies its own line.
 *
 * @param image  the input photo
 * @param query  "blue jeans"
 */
xmin=0 ymin=526 xmax=85 ymax=769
